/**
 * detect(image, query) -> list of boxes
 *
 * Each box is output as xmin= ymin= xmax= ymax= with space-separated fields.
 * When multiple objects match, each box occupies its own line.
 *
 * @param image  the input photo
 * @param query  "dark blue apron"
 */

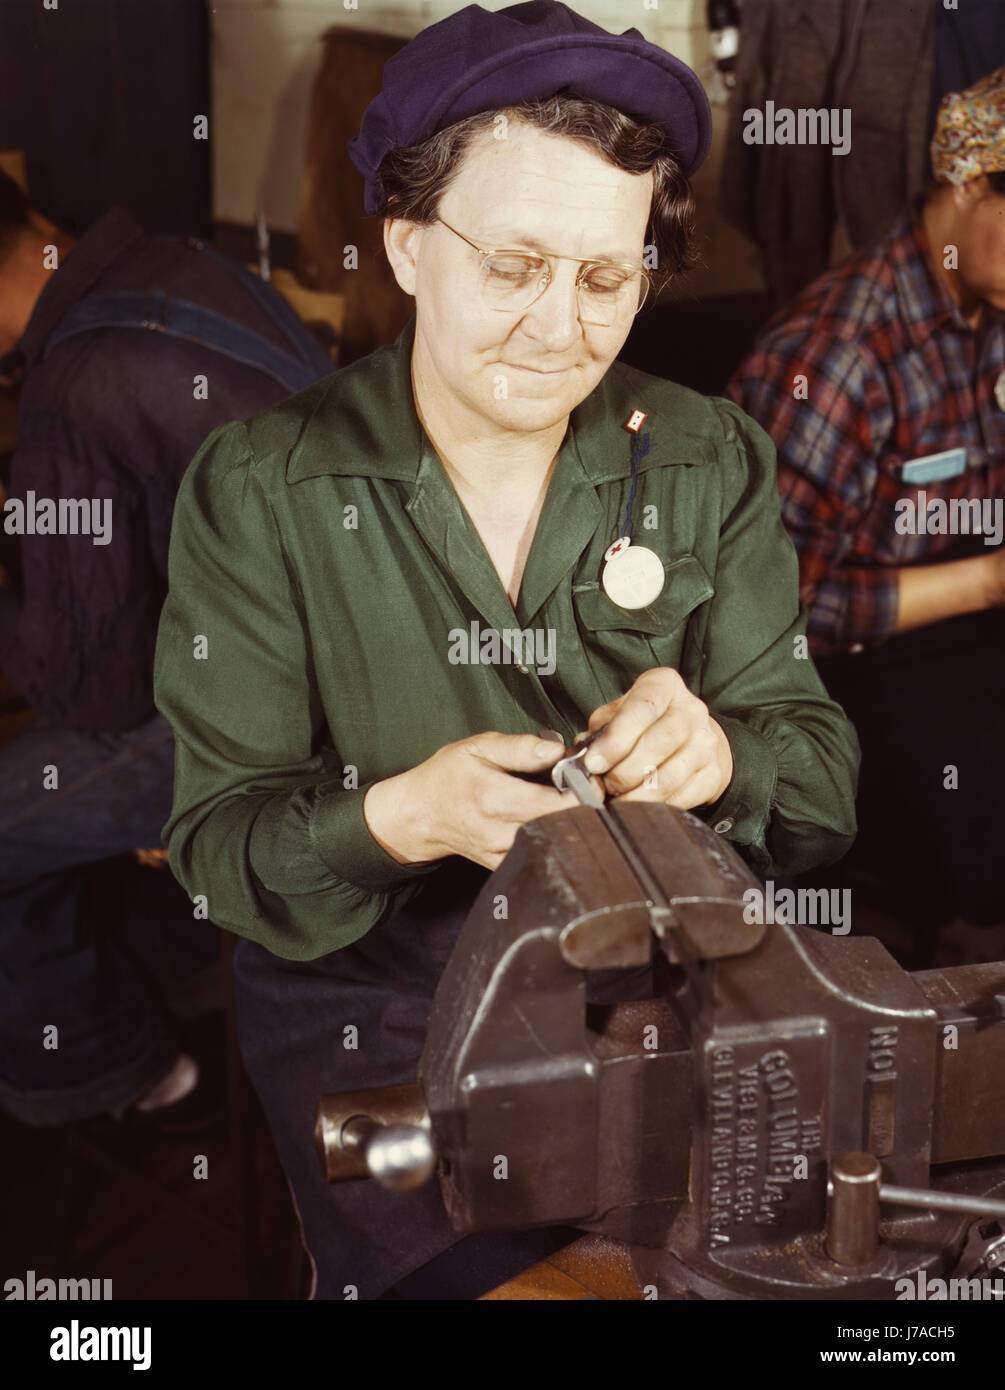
xmin=232 ymin=859 xmax=578 ymax=1299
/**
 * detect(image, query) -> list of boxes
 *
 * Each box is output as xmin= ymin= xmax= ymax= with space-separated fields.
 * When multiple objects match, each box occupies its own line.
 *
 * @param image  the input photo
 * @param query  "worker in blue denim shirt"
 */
xmin=0 ymin=172 xmax=331 ymax=1127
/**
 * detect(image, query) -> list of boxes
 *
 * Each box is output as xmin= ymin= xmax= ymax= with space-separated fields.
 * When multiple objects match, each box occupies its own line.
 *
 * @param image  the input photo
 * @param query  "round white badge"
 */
xmin=601 ymin=543 xmax=665 ymax=609
xmin=995 ymin=370 xmax=1005 ymax=414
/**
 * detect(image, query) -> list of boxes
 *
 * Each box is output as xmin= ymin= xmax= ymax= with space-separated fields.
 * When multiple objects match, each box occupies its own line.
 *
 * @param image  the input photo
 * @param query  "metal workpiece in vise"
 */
xmin=314 ymin=800 xmax=1005 ymax=1299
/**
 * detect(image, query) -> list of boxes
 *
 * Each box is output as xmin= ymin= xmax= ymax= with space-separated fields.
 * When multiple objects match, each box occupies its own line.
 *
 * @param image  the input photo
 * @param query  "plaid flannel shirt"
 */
xmin=727 ymin=198 xmax=1005 ymax=654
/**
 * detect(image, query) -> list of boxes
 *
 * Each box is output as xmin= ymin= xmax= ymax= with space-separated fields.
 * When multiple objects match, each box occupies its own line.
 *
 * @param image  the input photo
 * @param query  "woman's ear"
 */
xmin=383 ymin=218 xmax=422 ymax=297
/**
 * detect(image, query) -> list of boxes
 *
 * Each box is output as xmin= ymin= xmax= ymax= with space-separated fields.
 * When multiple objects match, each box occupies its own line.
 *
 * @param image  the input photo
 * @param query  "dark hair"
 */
xmin=0 ymin=169 xmax=30 ymax=263
xmin=375 ymin=94 xmax=700 ymax=295
xmin=988 ymin=169 xmax=1005 ymax=195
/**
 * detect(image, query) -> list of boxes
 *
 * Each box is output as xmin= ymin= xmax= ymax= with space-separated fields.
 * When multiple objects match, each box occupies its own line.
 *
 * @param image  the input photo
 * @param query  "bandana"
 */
xmin=931 ymin=65 xmax=1005 ymax=185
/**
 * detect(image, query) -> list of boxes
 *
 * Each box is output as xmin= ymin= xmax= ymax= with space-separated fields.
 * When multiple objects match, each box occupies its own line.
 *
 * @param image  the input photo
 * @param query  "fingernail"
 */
xmin=535 ymin=740 xmax=560 ymax=758
xmin=584 ymin=752 xmax=607 ymax=774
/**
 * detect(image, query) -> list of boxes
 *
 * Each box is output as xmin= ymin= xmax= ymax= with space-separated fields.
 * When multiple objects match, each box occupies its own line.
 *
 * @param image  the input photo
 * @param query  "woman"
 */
xmin=154 ymin=0 xmax=858 ymax=1299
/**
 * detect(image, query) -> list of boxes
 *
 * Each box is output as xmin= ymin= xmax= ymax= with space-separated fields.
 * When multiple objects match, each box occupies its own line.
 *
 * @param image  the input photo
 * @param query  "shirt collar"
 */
xmin=10 ymin=207 xmax=146 ymax=373
xmin=285 ymin=317 xmax=715 ymax=485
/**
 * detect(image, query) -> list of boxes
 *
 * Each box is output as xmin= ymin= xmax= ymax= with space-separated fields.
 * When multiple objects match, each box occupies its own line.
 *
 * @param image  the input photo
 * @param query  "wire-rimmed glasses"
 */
xmin=437 ymin=217 xmax=650 ymax=327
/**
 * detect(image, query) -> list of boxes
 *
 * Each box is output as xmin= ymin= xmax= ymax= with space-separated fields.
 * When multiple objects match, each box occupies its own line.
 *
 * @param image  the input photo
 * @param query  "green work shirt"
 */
xmin=154 ymin=319 xmax=859 ymax=961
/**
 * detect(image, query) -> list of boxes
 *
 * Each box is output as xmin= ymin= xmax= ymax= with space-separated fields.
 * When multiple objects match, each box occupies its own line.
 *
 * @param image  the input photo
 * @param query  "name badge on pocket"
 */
xmin=901 ymin=447 xmax=967 ymax=484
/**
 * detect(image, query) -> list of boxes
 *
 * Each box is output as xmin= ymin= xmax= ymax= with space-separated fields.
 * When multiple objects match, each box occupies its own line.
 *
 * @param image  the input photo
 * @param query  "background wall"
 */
xmin=209 ymin=0 xmax=769 ymax=298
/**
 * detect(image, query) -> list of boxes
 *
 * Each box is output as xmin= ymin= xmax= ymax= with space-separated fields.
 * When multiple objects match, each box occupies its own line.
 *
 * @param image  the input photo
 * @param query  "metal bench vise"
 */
xmin=315 ymin=803 xmax=1005 ymax=1298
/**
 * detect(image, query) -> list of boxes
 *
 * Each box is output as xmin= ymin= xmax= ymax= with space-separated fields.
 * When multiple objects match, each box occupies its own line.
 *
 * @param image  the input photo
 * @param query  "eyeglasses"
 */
xmin=436 ymin=217 xmax=650 ymax=327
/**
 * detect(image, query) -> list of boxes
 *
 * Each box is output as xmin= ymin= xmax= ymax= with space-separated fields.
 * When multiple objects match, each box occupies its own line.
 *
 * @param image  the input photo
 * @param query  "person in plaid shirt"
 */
xmin=728 ymin=67 xmax=1005 ymax=932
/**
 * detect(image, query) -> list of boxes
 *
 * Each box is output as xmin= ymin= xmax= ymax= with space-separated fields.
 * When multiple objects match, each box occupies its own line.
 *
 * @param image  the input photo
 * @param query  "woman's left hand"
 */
xmin=582 ymin=667 xmax=734 ymax=809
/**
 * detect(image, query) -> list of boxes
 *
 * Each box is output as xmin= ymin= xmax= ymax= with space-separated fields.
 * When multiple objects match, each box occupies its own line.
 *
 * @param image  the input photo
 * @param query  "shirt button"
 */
xmin=516 ymin=664 xmax=529 ymax=675
xmin=850 ymin=643 xmax=864 ymax=654
xmin=713 ymin=818 xmax=734 ymax=834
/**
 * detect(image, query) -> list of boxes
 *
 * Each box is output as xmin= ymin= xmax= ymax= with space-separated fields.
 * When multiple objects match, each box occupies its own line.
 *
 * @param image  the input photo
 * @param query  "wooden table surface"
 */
xmin=481 ymin=1233 xmax=644 ymax=1301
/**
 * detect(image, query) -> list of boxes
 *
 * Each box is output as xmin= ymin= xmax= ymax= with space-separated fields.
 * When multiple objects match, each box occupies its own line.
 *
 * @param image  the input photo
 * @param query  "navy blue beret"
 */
xmin=349 ymin=0 xmax=712 ymax=215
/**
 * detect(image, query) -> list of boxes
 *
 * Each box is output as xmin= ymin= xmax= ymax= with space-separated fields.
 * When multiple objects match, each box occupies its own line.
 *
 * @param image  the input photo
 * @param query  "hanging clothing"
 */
xmin=930 ymin=0 xmax=1005 ymax=137
xmin=719 ymin=0 xmax=936 ymax=305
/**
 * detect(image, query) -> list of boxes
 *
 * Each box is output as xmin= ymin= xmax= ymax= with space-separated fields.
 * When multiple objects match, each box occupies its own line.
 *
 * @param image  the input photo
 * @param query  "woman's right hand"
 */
xmin=363 ymin=731 xmax=593 ymax=871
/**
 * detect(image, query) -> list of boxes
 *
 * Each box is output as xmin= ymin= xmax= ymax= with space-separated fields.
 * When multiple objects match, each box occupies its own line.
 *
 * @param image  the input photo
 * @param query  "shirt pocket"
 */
xmin=572 ymin=554 xmax=714 ymax=690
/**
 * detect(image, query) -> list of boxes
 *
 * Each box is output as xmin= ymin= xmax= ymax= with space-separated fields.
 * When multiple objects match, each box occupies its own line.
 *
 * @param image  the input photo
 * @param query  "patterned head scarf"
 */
xmin=931 ymin=66 xmax=1005 ymax=185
